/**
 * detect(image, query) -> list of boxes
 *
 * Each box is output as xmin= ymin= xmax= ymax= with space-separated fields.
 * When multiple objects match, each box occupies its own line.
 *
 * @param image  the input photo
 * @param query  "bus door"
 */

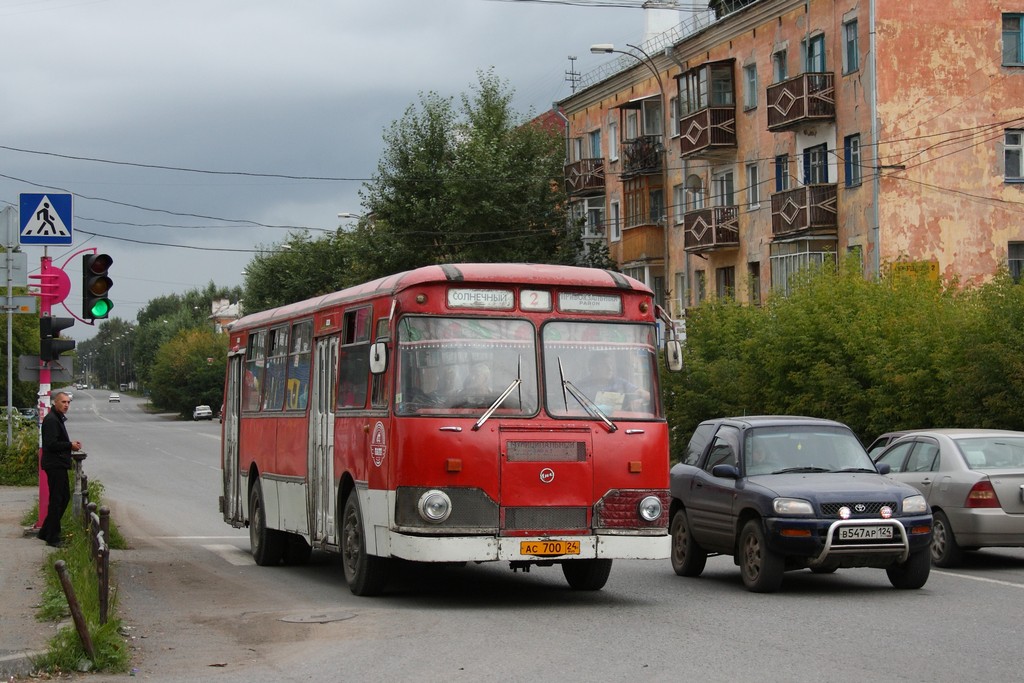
xmin=499 ymin=425 xmax=594 ymax=531
xmin=222 ymin=353 xmax=243 ymax=527
xmin=308 ymin=336 xmax=339 ymax=546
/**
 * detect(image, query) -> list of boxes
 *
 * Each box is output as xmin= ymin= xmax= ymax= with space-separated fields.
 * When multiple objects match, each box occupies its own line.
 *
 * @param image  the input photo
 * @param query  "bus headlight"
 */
xmin=417 ymin=490 xmax=452 ymax=523
xmin=638 ymin=495 xmax=663 ymax=522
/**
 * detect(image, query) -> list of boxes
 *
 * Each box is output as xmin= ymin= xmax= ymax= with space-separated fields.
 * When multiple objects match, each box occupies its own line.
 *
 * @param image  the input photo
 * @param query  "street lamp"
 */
xmin=590 ymin=42 xmax=673 ymax=309
xmin=337 ymin=212 xmax=363 ymax=219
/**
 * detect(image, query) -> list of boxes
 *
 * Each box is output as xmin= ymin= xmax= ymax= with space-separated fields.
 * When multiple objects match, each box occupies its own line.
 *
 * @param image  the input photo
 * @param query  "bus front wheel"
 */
xmin=341 ymin=493 xmax=390 ymax=596
xmin=561 ymin=559 xmax=612 ymax=590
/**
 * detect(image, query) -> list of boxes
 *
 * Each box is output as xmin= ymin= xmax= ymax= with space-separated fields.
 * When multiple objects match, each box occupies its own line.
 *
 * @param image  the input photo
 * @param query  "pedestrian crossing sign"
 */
xmin=19 ymin=193 xmax=73 ymax=245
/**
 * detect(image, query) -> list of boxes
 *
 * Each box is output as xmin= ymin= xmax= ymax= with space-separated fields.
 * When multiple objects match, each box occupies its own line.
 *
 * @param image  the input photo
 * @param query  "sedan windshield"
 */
xmin=744 ymin=426 xmax=874 ymax=475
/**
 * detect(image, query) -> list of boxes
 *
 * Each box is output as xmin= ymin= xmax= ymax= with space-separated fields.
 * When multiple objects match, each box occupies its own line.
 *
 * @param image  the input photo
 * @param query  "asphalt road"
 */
xmin=65 ymin=389 xmax=1024 ymax=682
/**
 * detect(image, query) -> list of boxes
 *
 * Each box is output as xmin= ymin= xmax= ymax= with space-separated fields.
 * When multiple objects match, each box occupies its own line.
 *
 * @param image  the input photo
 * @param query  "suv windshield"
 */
xmin=744 ymin=425 xmax=874 ymax=475
xmin=542 ymin=321 xmax=660 ymax=419
xmin=395 ymin=316 xmax=538 ymax=416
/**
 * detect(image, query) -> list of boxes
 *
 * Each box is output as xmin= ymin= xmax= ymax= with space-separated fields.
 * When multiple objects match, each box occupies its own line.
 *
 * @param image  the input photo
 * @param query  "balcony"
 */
xmin=770 ymin=184 xmax=838 ymax=237
xmin=766 ymin=73 xmax=835 ymax=131
xmin=679 ymin=107 xmax=737 ymax=159
xmin=683 ymin=206 xmax=739 ymax=252
xmin=621 ymin=135 xmax=663 ymax=177
xmin=564 ymin=158 xmax=605 ymax=196
xmin=619 ymin=224 xmax=664 ymax=264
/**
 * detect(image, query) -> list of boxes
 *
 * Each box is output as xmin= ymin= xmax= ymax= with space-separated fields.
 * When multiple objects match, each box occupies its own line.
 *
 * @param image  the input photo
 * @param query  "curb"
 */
xmin=0 ymin=650 xmax=46 ymax=678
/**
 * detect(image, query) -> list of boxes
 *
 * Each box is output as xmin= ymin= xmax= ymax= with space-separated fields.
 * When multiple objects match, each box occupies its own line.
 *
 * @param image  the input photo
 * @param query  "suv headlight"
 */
xmin=773 ymin=497 xmax=813 ymax=515
xmin=902 ymin=494 xmax=927 ymax=514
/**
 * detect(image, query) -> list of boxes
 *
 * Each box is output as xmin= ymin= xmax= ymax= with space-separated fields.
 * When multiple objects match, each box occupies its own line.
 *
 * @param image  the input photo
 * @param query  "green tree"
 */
xmin=242 ymin=231 xmax=353 ymax=313
xmin=349 ymin=69 xmax=578 ymax=282
xmin=148 ymin=328 xmax=227 ymax=417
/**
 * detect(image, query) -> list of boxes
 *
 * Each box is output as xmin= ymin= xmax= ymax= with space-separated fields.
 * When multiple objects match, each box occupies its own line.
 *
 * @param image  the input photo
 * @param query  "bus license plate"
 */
xmin=838 ymin=526 xmax=893 ymax=540
xmin=520 ymin=540 xmax=581 ymax=557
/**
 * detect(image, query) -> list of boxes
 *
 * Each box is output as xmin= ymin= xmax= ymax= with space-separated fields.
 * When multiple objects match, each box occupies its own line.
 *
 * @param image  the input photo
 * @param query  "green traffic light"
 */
xmin=89 ymin=299 xmax=113 ymax=318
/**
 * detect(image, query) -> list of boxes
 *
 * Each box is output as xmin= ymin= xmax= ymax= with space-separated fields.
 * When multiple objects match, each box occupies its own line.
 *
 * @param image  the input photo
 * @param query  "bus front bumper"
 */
xmin=385 ymin=531 xmax=670 ymax=563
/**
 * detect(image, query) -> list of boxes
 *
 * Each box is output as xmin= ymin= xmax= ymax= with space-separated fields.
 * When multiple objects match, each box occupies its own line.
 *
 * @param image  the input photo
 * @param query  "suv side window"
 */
xmin=703 ymin=425 xmax=740 ymax=472
xmin=684 ymin=422 xmax=718 ymax=465
xmin=876 ymin=441 xmax=914 ymax=473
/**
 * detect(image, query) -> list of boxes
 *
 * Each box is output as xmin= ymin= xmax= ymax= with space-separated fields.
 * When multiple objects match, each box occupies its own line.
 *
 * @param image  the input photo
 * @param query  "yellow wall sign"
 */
xmin=892 ymin=260 xmax=939 ymax=281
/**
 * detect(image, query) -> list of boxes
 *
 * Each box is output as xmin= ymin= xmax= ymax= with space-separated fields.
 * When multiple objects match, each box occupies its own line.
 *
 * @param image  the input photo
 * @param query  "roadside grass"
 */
xmin=30 ymin=477 xmax=130 ymax=675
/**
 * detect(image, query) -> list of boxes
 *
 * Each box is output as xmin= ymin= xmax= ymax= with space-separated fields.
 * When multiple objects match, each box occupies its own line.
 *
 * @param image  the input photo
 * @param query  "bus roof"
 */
xmin=230 ymin=263 xmax=650 ymax=331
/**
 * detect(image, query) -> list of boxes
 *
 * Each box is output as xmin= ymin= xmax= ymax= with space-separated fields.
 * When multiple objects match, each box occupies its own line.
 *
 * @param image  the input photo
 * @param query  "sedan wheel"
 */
xmin=739 ymin=519 xmax=783 ymax=593
xmin=931 ymin=511 xmax=963 ymax=568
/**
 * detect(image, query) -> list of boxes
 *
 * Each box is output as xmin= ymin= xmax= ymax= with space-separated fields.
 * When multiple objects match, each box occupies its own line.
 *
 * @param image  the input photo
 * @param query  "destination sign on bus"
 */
xmin=447 ymin=288 xmax=515 ymax=310
xmin=558 ymin=292 xmax=622 ymax=314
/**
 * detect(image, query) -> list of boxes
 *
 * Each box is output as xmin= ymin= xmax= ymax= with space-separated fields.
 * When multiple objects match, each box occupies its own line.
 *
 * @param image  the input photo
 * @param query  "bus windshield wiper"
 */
xmin=557 ymin=358 xmax=616 ymax=433
xmin=472 ymin=356 xmax=523 ymax=431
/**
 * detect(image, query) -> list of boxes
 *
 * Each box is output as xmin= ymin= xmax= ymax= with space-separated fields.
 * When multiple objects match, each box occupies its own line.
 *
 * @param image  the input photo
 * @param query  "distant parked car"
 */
xmin=669 ymin=415 xmax=933 ymax=592
xmin=19 ymin=407 xmax=38 ymax=424
xmin=866 ymin=430 xmax=916 ymax=459
xmin=108 ymin=393 xmax=121 ymax=403
xmin=874 ymin=429 xmax=1024 ymax=567
xmin=193 ymin=405 xmax=214 ymax=421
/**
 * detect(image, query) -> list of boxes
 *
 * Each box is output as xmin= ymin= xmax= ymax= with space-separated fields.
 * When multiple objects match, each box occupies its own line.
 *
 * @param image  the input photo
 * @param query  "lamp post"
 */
xmin=590 ymin=42 xmax=673 ymax=310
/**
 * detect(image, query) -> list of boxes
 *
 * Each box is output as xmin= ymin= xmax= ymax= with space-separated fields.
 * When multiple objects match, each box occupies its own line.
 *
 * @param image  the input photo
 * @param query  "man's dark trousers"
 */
xmin=38 ymin=468 xmax=70 ymax=545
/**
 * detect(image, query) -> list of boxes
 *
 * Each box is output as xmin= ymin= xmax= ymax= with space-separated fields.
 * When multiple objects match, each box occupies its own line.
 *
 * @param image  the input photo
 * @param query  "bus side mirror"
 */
xmin=665 ymin=340 xmax=683 ymax=372
xmin=369 ymin=341 xmax=387 ymax=375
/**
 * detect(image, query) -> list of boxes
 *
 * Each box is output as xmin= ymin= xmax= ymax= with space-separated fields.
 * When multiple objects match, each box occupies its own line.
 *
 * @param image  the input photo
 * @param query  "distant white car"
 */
xmin=193 ymin=405 xmax=214 ymax=421
xmin=108 ymin=393 xmax=121 ymax=403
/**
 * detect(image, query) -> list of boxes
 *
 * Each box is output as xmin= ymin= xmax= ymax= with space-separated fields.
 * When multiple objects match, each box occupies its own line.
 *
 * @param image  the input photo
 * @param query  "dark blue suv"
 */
xmin=669 ymin=416 xmax=933 ymax=592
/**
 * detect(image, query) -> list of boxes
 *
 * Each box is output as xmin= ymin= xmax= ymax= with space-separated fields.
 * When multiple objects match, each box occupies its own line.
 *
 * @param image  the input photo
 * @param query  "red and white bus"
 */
xmin=220 ymin=263 xmax=682 ymax=595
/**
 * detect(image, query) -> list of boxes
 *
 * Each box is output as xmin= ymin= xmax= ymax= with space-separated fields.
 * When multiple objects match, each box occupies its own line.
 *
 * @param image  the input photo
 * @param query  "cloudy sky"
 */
xmin=0 ymin=0 xmax=669 ymax=340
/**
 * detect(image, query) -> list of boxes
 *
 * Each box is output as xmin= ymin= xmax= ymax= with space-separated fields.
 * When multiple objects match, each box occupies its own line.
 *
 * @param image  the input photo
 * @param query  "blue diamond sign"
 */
xmin=20 ymin=193 xmax=73 ymax=246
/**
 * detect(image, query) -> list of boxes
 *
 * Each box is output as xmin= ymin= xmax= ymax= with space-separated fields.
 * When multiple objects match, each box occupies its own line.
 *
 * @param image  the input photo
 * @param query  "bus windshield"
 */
xmin=542 ymin=322 xmax=660 ymax=419
xmin=396 ymin=316 xmax=539 ymax=416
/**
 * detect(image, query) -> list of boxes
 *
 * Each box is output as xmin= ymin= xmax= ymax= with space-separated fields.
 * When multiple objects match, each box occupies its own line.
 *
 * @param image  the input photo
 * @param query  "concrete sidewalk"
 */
xmin=0 ymin=485 xmax=60 ymax=679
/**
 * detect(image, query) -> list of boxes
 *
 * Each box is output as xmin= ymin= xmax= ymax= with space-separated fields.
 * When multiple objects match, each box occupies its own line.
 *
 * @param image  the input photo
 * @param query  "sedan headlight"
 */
xmin=773 ymin=497 xmax=813 ymax=515
xmin=638 ymin=495 xmax=663 ymax=522
xmin=417 ymin=490 xmax=452 ymax=523
xmin=902 ymin=494 xmax=928 ymax=514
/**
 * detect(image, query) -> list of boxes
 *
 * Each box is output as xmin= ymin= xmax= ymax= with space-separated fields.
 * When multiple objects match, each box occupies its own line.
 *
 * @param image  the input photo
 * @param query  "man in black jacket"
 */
xmin=36 ymin=391 xmax=82 ymax=547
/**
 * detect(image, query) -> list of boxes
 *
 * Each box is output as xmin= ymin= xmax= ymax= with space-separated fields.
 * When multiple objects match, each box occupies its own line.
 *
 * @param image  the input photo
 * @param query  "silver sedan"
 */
xmin=874 ymin=429 xmax=1024 ymax=566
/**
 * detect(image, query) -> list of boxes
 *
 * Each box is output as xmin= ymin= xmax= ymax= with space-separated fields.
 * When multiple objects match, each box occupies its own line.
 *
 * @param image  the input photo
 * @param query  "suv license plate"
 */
xmin=520 ymin=540 xmax=581 ymax=557
xmin=838 ymin=526 xmax=893 ymax=540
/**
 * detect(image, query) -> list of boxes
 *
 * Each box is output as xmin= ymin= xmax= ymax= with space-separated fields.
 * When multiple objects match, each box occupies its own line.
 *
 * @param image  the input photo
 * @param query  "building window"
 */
xmin=773 ymin=49 xmax=788 ymax=82
xmin=588 ymin=130 xmax=601 ymax=159
xmin=642 ymin=98 xmax=663 ymax=136
xmin=743 ymin=63 xmax=758 ymax=109
xmin=775 ymin=154 xmax=791 ymax=191
xmin=585 ymin=204 xmax=605 ymax=239
xmin=843 ymin=19 xmax=859 ymax=73
xmin=670 ymin=96 xmax=680 ymax=137
xmin=844 ymin=134 xmax=862 ymax=187
xmin=610 ymin=201 xmax=621 ymax=242
xmin=650 ymin=188 xmax=665 ymax=224
xmin=571 ymin=137 xmax=583 ymax=163
xmin=715 ymin=266 xmax=735 ymax=299
xmin=694 ymin=270 xmax=707 ymax=304
xmin=675 ymin=272 xmax=688 ymax=315
xmin=803 ymin=143 xmax=829 ymax=184
xmin=803 ymin=34 xmax=826 ymax=72
xmin=746 ymin=163 xmax=760 ymax=208
xmin=748 ymin=261 xmax=761 ymax=306
xmin=608 ymin=121 xmax=619 ymax=161
xmin=769 ymin=239 xmax=837 ymax=296
xmin=713 ymin=170 xmax=735 ymax=207
xmin=686 ymin=174 xmax=705 ymax=211
xmin=1009 ymin=242 xmax=1024 ymax=283
xmin=1006 ymin=129 xmax=1023 ymax=181
xmin=673 ymin=183 xmax=686 ymax=224
xmin=626 ymin=111 xmax=639 ymax=140
xmin=1004 ymin=14 xmax=1023 ymax=65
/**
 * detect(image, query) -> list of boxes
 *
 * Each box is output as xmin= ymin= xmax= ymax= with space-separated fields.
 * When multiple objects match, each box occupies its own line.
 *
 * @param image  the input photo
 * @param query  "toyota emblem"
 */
xmin=539 ymin=468 xmax=555 ymax=484
xmin=854 ymin=504 xmax=866 ymax=513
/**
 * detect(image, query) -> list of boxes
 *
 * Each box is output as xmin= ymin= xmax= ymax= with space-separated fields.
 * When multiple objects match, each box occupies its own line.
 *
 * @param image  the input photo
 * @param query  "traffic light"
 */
xmin=82 ymin=253 xmax=113 ymax=320
xmin=40 ymin=316 xmax=76 ymax=362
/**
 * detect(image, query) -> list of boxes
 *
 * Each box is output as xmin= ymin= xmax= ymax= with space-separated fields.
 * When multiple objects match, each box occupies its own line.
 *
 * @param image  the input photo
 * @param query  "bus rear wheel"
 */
xmin=341 ymin=493 xmax=389 ymax=596
xmin=561 ymin=559 xmax=612 ymax=590
xmin=249 ymin=481 xmax=285 ymax=566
